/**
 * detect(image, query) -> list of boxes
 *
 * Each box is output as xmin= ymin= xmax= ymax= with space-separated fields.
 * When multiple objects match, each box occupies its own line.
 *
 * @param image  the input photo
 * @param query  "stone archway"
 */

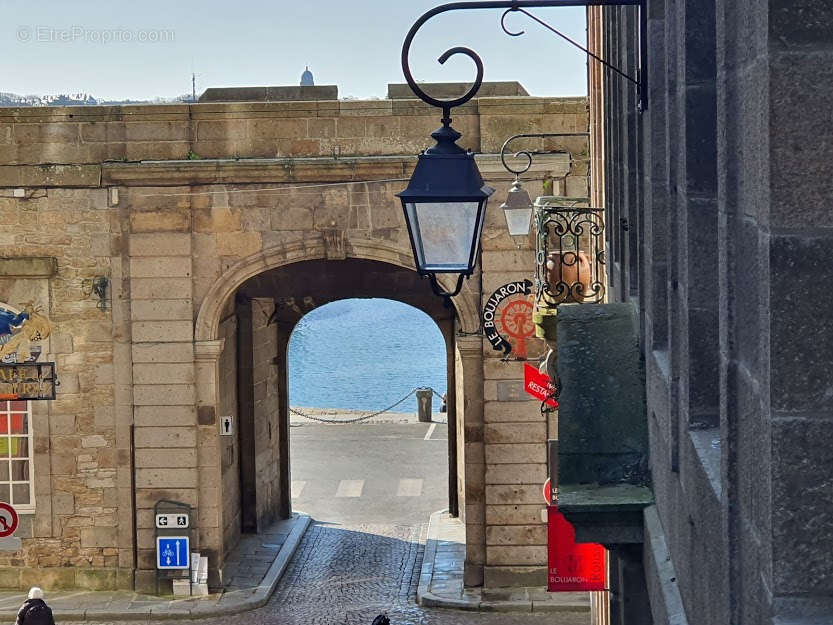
xmin=194 ymin=235 xmax=481 ymax=344
xmin=192 ymin=234 xmax=486 ymax=584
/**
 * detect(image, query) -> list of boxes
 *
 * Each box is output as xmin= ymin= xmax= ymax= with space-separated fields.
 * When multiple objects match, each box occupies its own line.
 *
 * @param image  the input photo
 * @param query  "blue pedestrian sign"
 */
xmin=156 ymin=535 xmax=190 ymax=569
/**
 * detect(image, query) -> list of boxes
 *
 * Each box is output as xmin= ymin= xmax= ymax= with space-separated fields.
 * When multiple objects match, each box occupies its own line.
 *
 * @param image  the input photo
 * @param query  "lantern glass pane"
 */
xmin=504 ymin=207 xmax=533 ymax=236
xmin=405 ymin=201 xmax=480 ymax=272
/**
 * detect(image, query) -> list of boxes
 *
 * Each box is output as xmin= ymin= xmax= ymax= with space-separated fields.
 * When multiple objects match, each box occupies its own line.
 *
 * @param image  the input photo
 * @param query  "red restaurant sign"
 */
xmin=547 ymin=506 xmax=607 ymax=592
xmin=524 ymin=363 xmax=558 ymax=408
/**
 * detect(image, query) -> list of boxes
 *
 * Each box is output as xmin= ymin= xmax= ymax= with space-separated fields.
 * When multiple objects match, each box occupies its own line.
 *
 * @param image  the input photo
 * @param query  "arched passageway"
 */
xmin=209 ymin=258 xmax=465 ymax=560
xmin=287 ymin=297 xmax=449 ymax=526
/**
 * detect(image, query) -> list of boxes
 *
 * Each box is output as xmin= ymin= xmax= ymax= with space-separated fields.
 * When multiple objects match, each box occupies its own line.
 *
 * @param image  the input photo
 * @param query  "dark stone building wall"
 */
xmin=596 ymin=2 xmax=833 ymax=623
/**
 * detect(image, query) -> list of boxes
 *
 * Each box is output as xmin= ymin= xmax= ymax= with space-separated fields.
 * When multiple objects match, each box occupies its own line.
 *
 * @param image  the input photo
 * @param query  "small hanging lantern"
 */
xmin=500 ymin=178 xmax=534 ymax=240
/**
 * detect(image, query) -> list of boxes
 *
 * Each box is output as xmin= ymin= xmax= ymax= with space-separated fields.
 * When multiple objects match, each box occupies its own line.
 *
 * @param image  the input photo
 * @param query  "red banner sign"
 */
xmin=547 ymin=506 xmax=607 ymax=592
xmin=524 ymin=363 xmax=558 ymax=408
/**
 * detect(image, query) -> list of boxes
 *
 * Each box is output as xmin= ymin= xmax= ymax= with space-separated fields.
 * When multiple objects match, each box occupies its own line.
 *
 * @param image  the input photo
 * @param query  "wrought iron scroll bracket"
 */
xmin=401 ymin=6 xmax=486 ymax=124
xmin=500 ymin=132 xmax=590 ymax=178
xmin=402 ymin=1 xmax=647 ymax=115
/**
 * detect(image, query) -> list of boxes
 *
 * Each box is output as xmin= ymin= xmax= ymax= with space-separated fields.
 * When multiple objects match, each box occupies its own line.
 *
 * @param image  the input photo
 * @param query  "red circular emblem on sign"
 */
xmin=543 ymin=478 xmax=552 ymax=505
xmin=0 ymin=502 xmax=18 ymax=537
xmin=499 ymin=299 xmax=535 ymax=358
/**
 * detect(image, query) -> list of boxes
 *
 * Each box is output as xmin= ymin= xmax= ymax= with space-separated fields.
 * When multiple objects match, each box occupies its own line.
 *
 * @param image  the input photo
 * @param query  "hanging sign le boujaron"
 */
xmin=548 ymin=506 xmax=607 ymax=592
xmin=482 ymin=279 xmax=534 ymax=358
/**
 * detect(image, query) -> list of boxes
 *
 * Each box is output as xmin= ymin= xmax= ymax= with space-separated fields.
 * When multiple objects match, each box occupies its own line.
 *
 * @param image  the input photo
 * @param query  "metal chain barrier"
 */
xmin=289 ymin=387 xmax=437 ymax=424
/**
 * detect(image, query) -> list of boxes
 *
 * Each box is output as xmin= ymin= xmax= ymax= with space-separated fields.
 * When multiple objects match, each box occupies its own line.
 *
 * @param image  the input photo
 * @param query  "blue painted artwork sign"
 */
xmin=0 ymin=302 xmax=52 ymax=364
xmin=156 ymin=535 xmax=190 ymax=569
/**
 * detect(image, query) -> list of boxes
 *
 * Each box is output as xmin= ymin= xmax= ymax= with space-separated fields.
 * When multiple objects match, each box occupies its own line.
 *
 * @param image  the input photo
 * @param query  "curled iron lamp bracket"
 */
xmin=402 ymin=0 xmax=646 ymax=112
xmin=401 ymin=7 xmax=485 ymax=122
xmin=500 ymin=132 xmax=590 ymax=177
xmin=81 ymin=275 xmax=109 ymax=311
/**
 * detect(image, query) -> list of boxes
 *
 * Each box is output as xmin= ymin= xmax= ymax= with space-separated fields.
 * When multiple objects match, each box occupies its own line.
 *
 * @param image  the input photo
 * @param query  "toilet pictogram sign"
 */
xmin=0 ymin=502 xmax=19 ymax=537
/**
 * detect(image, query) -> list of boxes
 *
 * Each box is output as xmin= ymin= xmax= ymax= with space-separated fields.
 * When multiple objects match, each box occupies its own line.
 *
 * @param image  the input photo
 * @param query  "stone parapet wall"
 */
xmin=0 ymin=96 xmax=587 ymax=165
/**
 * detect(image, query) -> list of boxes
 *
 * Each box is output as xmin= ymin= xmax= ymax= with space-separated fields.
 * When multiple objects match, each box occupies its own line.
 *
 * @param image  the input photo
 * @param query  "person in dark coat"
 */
xmin=16 ymin=587 xmax=55 ymax=625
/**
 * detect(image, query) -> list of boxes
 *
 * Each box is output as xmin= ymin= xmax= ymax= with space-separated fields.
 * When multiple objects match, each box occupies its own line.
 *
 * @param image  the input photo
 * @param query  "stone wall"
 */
xmin=481 ymin=241 xmax=550 ymax=588
xmin=251 ymin=298 xmax=280 ymax=530
xmin=598 ymin=2 xmax=833 ymax=623
xmin=0 ymin=92 xmax=588 ymax=590
xmin=0 ymin=192 xmax=130 ymax=590
xmin=129 ymin=225 xmax=198 ymax=591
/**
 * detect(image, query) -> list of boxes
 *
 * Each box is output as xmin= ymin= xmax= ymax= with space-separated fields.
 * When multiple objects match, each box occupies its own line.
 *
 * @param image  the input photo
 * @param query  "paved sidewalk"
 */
xmin=418 ymin=510 xmax=592 ymax=620
xmin=0 ymin=513 xmax=310 ymax=621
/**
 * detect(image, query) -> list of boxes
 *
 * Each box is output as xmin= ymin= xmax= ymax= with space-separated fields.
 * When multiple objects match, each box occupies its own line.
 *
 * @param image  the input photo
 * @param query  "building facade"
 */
xmin=589 ymin=2 xmax=833 ymax=623
xmin=0 ymin=84 xmax=589 ymax=592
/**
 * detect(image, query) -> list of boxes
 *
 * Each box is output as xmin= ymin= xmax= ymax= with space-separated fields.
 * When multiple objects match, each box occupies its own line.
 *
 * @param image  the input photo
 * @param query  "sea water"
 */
xmin=288 ymin=298 xmax=447 ymax=413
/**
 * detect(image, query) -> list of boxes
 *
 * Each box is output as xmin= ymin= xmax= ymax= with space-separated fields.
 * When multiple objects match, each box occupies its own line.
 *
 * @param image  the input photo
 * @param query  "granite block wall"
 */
xmin=597 ymin=1 xmax=833 ymax=622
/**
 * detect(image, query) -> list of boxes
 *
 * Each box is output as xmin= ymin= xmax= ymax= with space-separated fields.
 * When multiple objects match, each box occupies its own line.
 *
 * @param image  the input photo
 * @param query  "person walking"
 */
xmin=16 ymin=587 xmax=55 ymax=625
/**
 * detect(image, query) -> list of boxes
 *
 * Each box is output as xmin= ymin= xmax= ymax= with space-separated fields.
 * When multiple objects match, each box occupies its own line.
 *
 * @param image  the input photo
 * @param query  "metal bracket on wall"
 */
xmin=500 ymin=132 xmax=590 ymax=179
xmin=403 ymin=0 xmax=647 ymax=113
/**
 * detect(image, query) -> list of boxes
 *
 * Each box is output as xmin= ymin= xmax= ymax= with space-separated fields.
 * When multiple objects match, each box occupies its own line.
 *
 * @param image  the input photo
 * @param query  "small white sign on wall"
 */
xmin=155 ymin=513 xmax=189 ymax=529
xmin=220 ymin=415 xmax=234 ymax=436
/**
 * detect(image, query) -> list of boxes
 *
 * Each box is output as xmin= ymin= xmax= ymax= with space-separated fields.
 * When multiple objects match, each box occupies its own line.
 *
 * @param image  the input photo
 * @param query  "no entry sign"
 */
xmin=0 ymin=502 xmax=19 ymax=538
xmin=547 ymin=506 xmax=607 ymax=592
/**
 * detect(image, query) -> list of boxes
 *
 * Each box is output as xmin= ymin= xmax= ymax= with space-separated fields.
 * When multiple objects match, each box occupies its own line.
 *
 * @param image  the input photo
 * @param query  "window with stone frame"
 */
xmin=0 ymin=400 xmax=34 ymax=512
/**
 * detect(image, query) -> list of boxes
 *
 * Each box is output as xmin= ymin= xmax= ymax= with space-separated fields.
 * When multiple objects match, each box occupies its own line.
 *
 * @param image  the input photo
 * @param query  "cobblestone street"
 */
xmin=193 ymin=421 xmax=562 ymax=625
xmin=191 ymin=521 xmax=560 ymax=625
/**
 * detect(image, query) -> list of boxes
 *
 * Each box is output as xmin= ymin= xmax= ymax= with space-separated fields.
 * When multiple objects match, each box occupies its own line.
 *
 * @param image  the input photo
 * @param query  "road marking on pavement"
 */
xmin=424 ymin=422 xmax=437 ymax=440
xmin=335 ymin=479 xmax=364 ymax=498
xmin=396 ymin=478 xmax=423 ymax=497
xmin=291 ymin=480 xmax=306 ymax=498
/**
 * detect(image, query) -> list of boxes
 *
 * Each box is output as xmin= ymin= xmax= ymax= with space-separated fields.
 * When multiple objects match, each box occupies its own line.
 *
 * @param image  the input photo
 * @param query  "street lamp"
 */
xmin=399 ymin=1 xmax=643 ymax=298
xmin=397 ymin=33 xmax=494 ymax=298
xmin=498 ymin=131 xmax=592 ymax=242
xmin=397 ymin=122 xmax=494 ymax=298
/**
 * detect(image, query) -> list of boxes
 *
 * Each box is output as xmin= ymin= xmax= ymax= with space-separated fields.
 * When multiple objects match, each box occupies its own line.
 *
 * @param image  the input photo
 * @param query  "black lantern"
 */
xmin=399 ymin=12 xmax=497 ymax=298
xmin=397 ymin=123 xmax=494 ymax=297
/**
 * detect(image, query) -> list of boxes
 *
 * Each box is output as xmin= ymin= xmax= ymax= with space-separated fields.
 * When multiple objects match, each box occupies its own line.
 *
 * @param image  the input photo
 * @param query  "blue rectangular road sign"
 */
xmin=156 ymin=536 xmax=190 ymax=569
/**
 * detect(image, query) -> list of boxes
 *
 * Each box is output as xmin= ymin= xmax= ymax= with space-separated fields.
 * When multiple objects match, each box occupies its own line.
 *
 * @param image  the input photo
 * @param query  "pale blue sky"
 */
xmin=4 ymin=0 xmax=587 ymax=101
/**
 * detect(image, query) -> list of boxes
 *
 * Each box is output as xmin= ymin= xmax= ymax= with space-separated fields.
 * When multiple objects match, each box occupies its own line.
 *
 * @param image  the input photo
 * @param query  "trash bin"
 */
xmin=416 ymin=388 xmax=433 ymax=423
